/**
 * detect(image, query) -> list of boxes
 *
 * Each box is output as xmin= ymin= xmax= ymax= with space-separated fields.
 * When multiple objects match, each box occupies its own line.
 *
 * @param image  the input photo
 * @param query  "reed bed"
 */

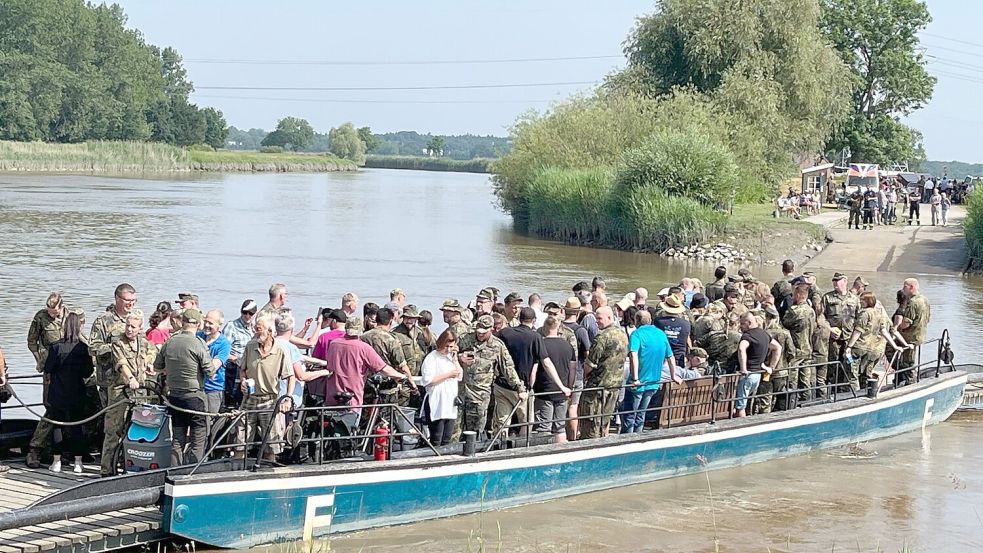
xmin=364 ymin=155 xmax=492 ymax=173
xmin=964 ymin=188 xmax=983 ymax=269
xmin=188 ymin=150 xmax=356 ymax=172
xmin=0 ymin=140 xmax=189 ymax=172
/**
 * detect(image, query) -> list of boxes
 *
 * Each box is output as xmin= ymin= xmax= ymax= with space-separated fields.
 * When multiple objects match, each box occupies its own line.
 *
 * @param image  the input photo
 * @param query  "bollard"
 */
xmin=866 ymin=378 xmax=879 ymax=399
xmin=462 ymin=431 xmax=477 ymax=457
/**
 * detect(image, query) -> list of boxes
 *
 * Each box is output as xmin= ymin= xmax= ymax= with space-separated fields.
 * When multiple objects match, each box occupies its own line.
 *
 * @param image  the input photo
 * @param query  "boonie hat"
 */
xmin=659 ymin=295 xmax=685 ymax=315
xmin=181 ymin=308 xmax=203 ymax=324
xmin=345 ymin=317 xmax=363 ymax=336
xmin=475 ymin=314 xmax=494 ymax=333
xmin=832 ymin=272 xmax=847 ymax=281
xmin=689 ymin=347 xmax=708 ymax=359
xmin=440 ymin=299 xmax=464 ymax=313
xmin=402 ymin=305 xmax=421 ymax=318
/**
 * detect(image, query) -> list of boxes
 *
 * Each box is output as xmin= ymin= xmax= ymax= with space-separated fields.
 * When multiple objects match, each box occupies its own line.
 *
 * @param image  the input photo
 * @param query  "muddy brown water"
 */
xmin=0 ymin=170 xmax=980 ymax=551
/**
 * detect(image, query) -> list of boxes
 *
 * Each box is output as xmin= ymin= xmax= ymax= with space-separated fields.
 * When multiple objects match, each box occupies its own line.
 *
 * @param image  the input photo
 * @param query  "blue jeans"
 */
xmin=621 ymin=386 xmax=658 ymax=433
xmin=735 ymin=373 xmax=761 ymax=411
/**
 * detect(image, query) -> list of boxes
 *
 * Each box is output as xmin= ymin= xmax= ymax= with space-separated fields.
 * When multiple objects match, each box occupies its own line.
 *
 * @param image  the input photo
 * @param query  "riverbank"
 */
xmin=0 ymin=141 xmax=357 ymax=173
xmin=363 ymin=155 xmax=491 ymax=173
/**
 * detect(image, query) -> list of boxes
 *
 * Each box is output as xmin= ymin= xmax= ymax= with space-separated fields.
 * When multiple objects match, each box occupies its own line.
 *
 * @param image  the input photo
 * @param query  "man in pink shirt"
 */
xmin=322 ymin=317 xmax=408 ymax=408
xmin=308 ymin=310 xmax=349 ymax=399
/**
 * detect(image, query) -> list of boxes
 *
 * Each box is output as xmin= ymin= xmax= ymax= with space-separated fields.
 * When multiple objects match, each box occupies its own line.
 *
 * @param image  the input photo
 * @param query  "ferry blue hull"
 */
xmin=164 ymin=373 xmax=966 ymax=548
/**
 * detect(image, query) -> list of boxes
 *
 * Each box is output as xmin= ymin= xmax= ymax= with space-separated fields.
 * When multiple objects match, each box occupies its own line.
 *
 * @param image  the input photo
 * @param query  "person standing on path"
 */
xmin=930 ymin=188 xmax=942 ymax=226
xmin=908 ymin=187 xmax=921 ymax=225
xmin=940 ymin=191 xmax=951 ymax=227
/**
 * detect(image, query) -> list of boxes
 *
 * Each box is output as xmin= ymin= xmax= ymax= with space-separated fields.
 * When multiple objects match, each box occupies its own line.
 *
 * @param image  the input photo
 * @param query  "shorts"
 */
xmin=534 ymin=397 xmax=569 ymax=434
xmin=569 ymin=380 xmax=584 ymax=406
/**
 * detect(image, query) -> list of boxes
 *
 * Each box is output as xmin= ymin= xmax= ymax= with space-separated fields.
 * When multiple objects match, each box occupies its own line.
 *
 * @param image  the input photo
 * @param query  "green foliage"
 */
xmin=363 ymin=155 xmax=491 ymax=173
xmin=0 ymin=0 xmax=220 ymax=147
xmin=919 ymin=160 xmax=983 ymax=178
xmin=357 ymin=127 xmax=381 ymax=152
xmin=187 ymin=149 xmax=355 ymax=172
xmin=262 ymin=116 xmax=315 ymax=152
xmin=820 ymin=0 xmax=934 ymax=163
xmin=0 ymin=140 xmax=189 ymax=172
xmin=526 ymin=167 xmax=615 ymax=242
xmin=426 ymin=136 xmax=446 ymax=156
xmin=371 ymin=131 xmax=509 ymax=159
xmin=327 ymin=122 xmax=367 ymax=165
xmin=964 ymin=189 xmax=983 ymax=265
xmin=606 ymin=185 xmax=726 ymax=252
xmin=259 ymin=145 xmax=284 ymax=153
xmin=617 ymin=130 xmax=738 ymax=206
xmin=201 ymin=107 xmax=228 ymax=149
xmin=227 ymin=127 xmax=269 ymax=150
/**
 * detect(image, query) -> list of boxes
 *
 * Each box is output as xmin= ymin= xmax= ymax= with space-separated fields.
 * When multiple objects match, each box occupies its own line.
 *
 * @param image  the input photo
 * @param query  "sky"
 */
xmin=113 ymin=0 xmax=981 ymax=162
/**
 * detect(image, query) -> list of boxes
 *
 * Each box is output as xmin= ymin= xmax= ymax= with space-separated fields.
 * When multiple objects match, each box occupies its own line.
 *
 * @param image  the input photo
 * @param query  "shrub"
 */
xmin=605 ymin=184 xmax=726 ymax=251
xmin=965 ymin=188 xmax=983 ymax=263
xmin=259 ymin=145 xmax=284 ymax=154
xmin=616 ymin=129 xmax=739 ymax=207
xmin=526 ymin=167 xmax=615 ymax=242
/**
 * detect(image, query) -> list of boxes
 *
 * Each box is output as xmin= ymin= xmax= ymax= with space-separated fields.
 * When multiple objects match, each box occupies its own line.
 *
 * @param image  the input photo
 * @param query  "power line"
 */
xmin=921 ymin=32 xmax=983 ymax=51
xmin=927 ymin=56 xmax=983 ymax=75
xmin=193 ymin=94 xmax=554 ymax=105
xmin=928 ymin=69 xmax=983 ymax=86
xmin=194 ymin=81 xmax=597 ymax=91
xmin=184 ymin=55 xmax=623 ymax=66
xmin=923 ymin=43 xmax=983 ymax=60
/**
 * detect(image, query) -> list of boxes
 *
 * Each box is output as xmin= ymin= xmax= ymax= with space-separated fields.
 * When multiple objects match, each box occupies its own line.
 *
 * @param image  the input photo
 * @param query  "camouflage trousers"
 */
xmin=772 ymin=365 xmax=799 ymax=411
xmin=898 ymin=344 xmax=921 ymax=386
xmin=28 ymin=373 xmax=53 ymax=450
xmin=851 ymin=346 xmax=884 ymax=392
xmin=799 ymin=360 xmax=816 ymax=402
xmin=579 ymin=388 xmax=618 ymax=440
xmin=754 ymin=377 xmax=774 ymax=414
xmin=452 ymin=395 xmax=490 ymax=442
xmin=101 ymin=386 xmax=132 ymax=475
xmin=492 ymin=385 xmax=528 ymax=438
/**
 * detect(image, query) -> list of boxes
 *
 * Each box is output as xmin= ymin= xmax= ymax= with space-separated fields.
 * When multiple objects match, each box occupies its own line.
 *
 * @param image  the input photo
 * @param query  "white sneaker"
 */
xmin=49 ymin=459 xmax=62 ymax=473
xmin=73 ymin=457 xmax=84 ymax=474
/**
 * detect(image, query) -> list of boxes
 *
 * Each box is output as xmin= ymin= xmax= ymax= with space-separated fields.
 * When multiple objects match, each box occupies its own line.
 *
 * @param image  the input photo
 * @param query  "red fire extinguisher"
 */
xmin=374 ymin=420 xmax=390 ymax=461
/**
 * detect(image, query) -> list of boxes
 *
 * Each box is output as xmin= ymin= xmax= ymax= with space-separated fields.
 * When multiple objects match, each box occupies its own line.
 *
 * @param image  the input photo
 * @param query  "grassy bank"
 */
xmin=364 ymin=155 xmax=492 ymax=173
xmin=964 ymin=188 xmax=983 ymax=270
xmin=0 ymin=141 xmax=357 ymax=173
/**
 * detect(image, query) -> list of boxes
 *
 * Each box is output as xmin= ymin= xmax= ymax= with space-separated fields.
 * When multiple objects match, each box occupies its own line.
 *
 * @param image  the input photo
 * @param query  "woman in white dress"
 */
xmin=420 ymin=329 xmax=463 ymax=446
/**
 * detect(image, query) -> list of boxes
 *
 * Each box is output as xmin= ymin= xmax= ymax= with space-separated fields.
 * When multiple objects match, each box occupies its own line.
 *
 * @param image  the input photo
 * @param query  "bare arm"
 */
xmin=738 ymin=340 xmax=750 ymax=374
xmin=538 ymin=357 xmax=570 ymax=396
xmin=666 ymin=354 xmax=682 ymax=385
xmin=766 ymin=339 xmax=782 ymax=369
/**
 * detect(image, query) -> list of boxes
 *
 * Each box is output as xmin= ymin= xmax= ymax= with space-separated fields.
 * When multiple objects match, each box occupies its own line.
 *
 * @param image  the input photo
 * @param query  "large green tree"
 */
xmin=820 ymin=0 xmax=934 ymax=164
xmin=262 ymin=116 xmax=315 ymax=151
xmin=357 ymin=126 xmax=380 ymax=152
xmin=328 ymin=122 xmax=367 ymax=164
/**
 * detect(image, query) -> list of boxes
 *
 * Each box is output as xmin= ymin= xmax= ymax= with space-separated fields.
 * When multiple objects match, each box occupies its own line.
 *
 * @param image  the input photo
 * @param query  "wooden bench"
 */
xmin=658 ymin=374 xmax=739 ymax=428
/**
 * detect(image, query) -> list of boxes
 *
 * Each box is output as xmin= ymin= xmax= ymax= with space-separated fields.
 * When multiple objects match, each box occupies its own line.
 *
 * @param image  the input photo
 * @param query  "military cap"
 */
xmin=176 ymin=292 xmax=199 ymax=303
xmin=326 ymin=309 xmax=348 ymax=323
xmin=723 ymin=283 xmax=739 ymax=293
xmin=689 ymin=347 xmax=708 ymax=359
xmin=402 ymin=304 xmax=421 ymax=318
xmin=503 ymin=292 xmax=523 ymax=304
xmin=832 ymin=272 xmax=847 ymax=281
xmin=345 ymin=317 xmax=363 ymax=336
xmin=544 ymin=301 xmax=562 ymax=314
xmin=182 ymin=308 xmax=203 ymax=324
xmin=854 ymin=276 xmax=870 ymax=286
xmin=478 ymin=287 xmax=499 ymax=301
xmin=475 ymin=289 xmax=494 ymax=302
xmin=439 ymin=299 xmax=464 ymax=312
xmin=474 ymin=314 xmax=494 ymax=332
xmin=727 ymin=275 xmax=741 ymax=283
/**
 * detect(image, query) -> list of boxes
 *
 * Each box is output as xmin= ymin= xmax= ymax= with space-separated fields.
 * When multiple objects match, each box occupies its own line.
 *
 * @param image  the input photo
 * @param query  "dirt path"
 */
xmin=805 ymin=205 xmax=968 ymax=276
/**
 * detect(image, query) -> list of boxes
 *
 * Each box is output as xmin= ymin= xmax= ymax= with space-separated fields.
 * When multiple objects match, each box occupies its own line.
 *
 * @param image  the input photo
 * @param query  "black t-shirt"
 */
xmin=740 ymin=327 xmax=772 ymax=371
xmin=654 ymin=315 xmax=691 ymax=360
xmin=497 ymin=325 xmax=548 ymax=387
xmin=538 ymin=336 xmax=575 ymax=401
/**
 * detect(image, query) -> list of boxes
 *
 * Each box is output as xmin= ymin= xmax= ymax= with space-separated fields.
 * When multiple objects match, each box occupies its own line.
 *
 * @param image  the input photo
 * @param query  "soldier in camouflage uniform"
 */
xmin=102 ymin=312 xmax=159 ymax=476
xmin=758 ymin=307 xmax=796 ymax=414
xmin=502 ymin=292 xmax=523 ymax=328
xmin=579 ymin=307 xmax=629 ymax=440
xmin=740 ymin=276 xmax=759 ymax=311
xmin=811 ymin=313 xmax=832 ymax=399
xmin=693 ymin=304 xmax=725 ymax=347
xmin=710 ymin=287 xmax=750 ymax=321
xmin=819 ymin=273 xmax=861 ymax=392
xmin=439 ymin=299 xmax=472 ymax=343
xmin=897 ymin=278 xmax=931 ymax=386
xmin=781 ymin=284 xmax=815 ymax=406
xmin=703 ymin=314 xmax=742 ymax=374
xmin=454 ymin=315 xmax=526 ymax=440
xmin=844 ymin=292 xmax=896 ymax=392
xmin=360 ymin=307 xmax=415 ymax=406
xmin=393 ymin=305 xmax=433 ymax=377
xmin=25 ymin=292 xmax=67 ymax=468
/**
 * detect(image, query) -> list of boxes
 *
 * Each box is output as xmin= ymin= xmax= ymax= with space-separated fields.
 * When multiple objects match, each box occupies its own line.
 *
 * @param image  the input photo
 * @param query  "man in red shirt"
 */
xmin=322 ymin=317 xmax=408 ymax=409
xmin=307 ymin=310 xmax=348 ymax=400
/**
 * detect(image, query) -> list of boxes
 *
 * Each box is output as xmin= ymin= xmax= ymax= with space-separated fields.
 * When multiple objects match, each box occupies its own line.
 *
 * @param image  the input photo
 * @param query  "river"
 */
xmin=0 ymin=169 xmax=980 ymax=551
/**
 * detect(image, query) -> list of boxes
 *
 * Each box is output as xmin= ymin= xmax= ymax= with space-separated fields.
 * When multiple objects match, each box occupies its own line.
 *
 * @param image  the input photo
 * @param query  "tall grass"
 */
xmin=0 ymin=140 xmax=189 ymax=172
xmin=188 ymin=149 xmax=355 ymax=172
xmin=364 ymin=155 xmax=492 ymax=173
xmin=527 ymin=167 xmax=614 ymax=242
xmin=965 ymin=188 xmax=983 ymax=268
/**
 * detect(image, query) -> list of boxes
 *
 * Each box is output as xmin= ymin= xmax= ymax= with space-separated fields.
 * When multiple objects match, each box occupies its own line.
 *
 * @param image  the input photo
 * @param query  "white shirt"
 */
xmin=925 ymin=179 xmax=935 ymax=190
xmin=420 ymin=350 xmax=461 ymax=420
xmin=533 ymin=308 xmax=548 ymax=330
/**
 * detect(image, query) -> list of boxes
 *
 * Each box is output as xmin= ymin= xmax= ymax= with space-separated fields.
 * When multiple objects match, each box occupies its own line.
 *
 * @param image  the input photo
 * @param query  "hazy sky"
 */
xmin=114 ymin=0 xmax=980 ymax=162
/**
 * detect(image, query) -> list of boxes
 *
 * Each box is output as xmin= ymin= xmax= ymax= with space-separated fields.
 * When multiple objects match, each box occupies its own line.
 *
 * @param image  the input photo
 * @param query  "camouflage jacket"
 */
xmin=90 ymin=308 xmax=132 ymax=387
xmin=360 ymin=328 xmax=408 ymax=371
xmin=765 ymin=321 xmax=796 ymax=370
xmin=854 ymin=307 xmax=888 ymax=353
xmin=899 ymin=293 xmax=931 ymax=345
xmin=584 ymin=325 xmax=629 ymax=389
xmin=692 ymin=314 xmax=723 ymax=346
xmin=110 ymin=335 xmax=159 ymax=389
xmin=458 ymin=332 xmax=524 ymax=402
xmin=28 ymin=308 xmax=66 ymax=370
xmin=704 ymin=329 xmax=741 ymax=372
xmin=820 ymin=290 xmax=860 ymax=336
xmin=781 ymin=303 xmax=815 ymax=363
xmin=393 ymin=323 xmax=433 ymax=375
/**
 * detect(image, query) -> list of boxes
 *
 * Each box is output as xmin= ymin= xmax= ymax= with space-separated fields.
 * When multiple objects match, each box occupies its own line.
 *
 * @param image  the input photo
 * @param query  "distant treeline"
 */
xmin=919 ymin=160 xmax=983 ymax=178
xmin=227 ymin=127 xmax=509 ymax=160
xmin=363 ymin=155 xmax=492 ymax=173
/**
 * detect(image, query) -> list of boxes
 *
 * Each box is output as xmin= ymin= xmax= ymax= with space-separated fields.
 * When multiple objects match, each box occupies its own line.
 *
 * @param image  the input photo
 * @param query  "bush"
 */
xmin=617 ymin=129 xmax=739 ymax=207
xmin=526 ymin=167 xmax=615 ymax=242
xmin=259 ymin=145 xmax=284 ymax=154
xmin=606 ymin=183 xmax=726 ymax=251
xmin=965 ymin=188 xmax=983 ymax=263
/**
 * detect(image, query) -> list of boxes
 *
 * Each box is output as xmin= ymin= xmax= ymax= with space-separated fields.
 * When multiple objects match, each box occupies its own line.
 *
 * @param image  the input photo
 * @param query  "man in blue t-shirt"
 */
xmin=622 ymin=310 xmax=680 ymax=433
xmin=199 ymin=309 xmax=232 ymax=417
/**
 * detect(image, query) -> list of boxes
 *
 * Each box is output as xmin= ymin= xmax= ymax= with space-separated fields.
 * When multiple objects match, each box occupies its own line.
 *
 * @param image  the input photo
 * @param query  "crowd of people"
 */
xmin=843 ymin=174 xmax=972 ymax=229
xmin=0 ymin=265 xmax=932 ymax=475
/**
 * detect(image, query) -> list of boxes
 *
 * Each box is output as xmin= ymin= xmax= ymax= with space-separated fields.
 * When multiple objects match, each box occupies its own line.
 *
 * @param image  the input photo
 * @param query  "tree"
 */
xmin=357 ymin=126 xmax=381 ymax=152
xmin=201 ymin=107 xmax=228 ymax=149
xmin=426 ymin=136 xmax=446 ymax=157
xmin=821 ymin=0 xmax=934 ymax=163
xmin=328 ymin=122 xmax=367 ymax=164
xmin=261 ymin=116 xmax=314 ymax=151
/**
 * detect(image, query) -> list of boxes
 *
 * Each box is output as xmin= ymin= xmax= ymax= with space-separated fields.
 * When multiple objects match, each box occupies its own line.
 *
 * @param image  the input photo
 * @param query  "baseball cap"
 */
xmin=327 ymin=309 xmax=348 ymax=323
xmin=345 ymin=317 xmax=363 ymax=336
xmin=475 ymin=314 xmax=494 ymax=333
xmin=240 ymin=299 xmax=258 ymax=314
xmin=176 ymin=292 xmax=198 ymax=304
xmin=832 ymin=272 xmax=847 ymax=281
xmin=504 ymin=292 xmax=523 ymax=304
xmin=181 ymin=308 xmax=203 ymax=324
xmin=402 ymin=305 xmax=420 ymax=318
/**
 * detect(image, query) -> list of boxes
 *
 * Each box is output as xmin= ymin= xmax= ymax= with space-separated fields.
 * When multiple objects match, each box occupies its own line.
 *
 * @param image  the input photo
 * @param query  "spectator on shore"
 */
xmin=42 ymin=312 xmax=93 ymax=473
xmin=930 ymin=188 xmax=942 ymax=226
xmin=420 ymin=329 xmax=463 ymax=446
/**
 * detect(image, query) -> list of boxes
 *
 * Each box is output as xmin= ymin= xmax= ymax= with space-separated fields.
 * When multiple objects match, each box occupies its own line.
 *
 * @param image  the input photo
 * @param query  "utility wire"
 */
xmin=923 ymin=43 xmax=983 ymax=60
xmin=921 ymin=32 xmax=983 ymax=51
xmin=193 ymin=94 xmax=554 ymax=105
xmin=195 ymin=81 xmax=597 ymax=91
xmin=184 ymin=55 xmax=623 ymax=66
